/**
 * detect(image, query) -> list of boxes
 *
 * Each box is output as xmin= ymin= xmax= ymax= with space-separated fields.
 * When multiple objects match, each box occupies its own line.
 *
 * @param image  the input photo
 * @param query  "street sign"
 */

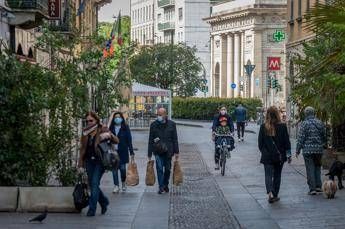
xmin=267 ymin=57 xmax=281 ymax=71
xmin=49 ymin=0 xmax=61 ymax=19
xmin=231 ymin=83 xmax=236 ymax=89
xmin=273 ymin=30 xmax=286 ymax=42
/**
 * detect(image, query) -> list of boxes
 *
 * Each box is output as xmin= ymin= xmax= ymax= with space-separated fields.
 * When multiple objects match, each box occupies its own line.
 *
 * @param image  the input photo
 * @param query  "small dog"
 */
xmin=325 ymin=160 xmax=345 ymax=189
xmin=322 ymin=180 xmax=337 ymax=199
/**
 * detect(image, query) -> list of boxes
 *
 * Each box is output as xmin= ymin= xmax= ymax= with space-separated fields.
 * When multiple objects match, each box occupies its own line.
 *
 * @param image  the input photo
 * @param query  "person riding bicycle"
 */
xmin=213 ymin=116 xmax=235 ymax=170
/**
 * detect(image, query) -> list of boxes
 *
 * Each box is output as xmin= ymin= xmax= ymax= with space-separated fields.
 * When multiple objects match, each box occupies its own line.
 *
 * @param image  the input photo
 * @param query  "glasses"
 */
xmin=86 ymin=119 xmax=95 ymax=123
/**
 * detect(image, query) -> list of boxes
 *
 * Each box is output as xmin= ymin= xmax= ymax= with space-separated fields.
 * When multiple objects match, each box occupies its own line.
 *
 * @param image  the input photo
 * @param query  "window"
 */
xmin=158 ymin=13 xmax=161 ymax=22
xmin=289 ymin=0 xmax=294 ymax=24
xmin=297 ymin=0 xmax=302 ymax=22
xmin=306 ymin=0 xmax=310 ymax=11
xmin=178 ymin=7 xmax=183 ymax=21
xmin=149 ymin=5 xmax=151 ymax=20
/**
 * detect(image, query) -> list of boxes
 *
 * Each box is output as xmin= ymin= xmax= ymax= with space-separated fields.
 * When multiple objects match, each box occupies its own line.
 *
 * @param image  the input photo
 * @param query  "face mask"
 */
xmin=220 ymin=110 xmax=226 ymax=115
xmin=157 ymin=116 xmax=164 ymax=122
xmin=114 ymin=117 xmax=122 ymax=125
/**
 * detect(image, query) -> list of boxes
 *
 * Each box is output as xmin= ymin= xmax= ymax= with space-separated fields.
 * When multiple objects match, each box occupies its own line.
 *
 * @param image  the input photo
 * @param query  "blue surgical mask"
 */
xmin=114 ymin=117 xmax=122 ymax=125
xmin=157 ymin=116 xmax=164 ymax=122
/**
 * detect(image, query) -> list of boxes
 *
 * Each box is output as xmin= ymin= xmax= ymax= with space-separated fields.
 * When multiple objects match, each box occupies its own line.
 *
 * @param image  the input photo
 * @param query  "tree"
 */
xmin=290 ymin=0 xmax=345 ymax=150
xmin=129 ymin=43 xmax=204 ymax=97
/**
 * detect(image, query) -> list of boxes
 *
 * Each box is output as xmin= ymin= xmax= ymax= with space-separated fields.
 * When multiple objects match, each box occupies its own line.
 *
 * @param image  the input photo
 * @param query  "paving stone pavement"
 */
xmin=1 ymin=123 xmax=345 ymax=229
xmin=169 ymin=144 xmax=239 ymax=229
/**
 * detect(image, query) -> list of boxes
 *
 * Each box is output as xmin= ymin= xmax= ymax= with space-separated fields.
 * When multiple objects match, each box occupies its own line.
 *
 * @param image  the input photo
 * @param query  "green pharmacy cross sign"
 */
xmin=273 ymin=30 xmax=286 ymax=42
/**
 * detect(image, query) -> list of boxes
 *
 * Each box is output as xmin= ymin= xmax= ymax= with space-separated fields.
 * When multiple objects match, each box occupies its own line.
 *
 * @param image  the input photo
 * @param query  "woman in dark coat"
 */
xmin=258 ymin=106 xmax=291 ymax=203
xmin=109 ymin=111 xmax=135 ymax=192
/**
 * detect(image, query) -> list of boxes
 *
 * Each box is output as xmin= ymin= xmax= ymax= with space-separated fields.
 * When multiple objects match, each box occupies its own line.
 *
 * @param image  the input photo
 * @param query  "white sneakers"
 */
xmin=122 ymin=182 xmax=127 ymax=192
xmin=113 ymin=182 xmax=127 ymax=193
xmin=113 ymin=185 xmax=120 ymax=193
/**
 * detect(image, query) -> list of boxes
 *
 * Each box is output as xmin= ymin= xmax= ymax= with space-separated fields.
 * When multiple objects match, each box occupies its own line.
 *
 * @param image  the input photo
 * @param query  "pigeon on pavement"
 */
xmin=29 ymin=209 xmax=48 ymax=223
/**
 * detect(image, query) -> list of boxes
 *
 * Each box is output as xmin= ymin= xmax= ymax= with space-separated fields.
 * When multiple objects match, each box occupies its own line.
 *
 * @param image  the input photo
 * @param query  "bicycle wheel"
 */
xmin=220 ymin=150 xmax=226 ymax=176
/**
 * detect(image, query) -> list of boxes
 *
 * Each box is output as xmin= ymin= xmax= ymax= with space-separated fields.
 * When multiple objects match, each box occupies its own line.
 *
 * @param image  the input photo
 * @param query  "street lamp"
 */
xmin=244 ymin=59 xmax=255 ymax=98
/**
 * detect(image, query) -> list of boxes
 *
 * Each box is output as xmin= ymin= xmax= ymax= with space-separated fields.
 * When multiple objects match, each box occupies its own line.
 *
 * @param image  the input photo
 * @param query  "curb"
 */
xmin=176 ymin=122 xmax=204 ymax=128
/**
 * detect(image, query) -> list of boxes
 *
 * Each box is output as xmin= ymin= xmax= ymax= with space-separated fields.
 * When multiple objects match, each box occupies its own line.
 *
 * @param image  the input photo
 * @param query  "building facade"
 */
xmin=205 ymin=0 xmax=287 ymax=108
xmin=130 ymin=0 xmax=155 ymax=45
xmin=286 ymin=0 xmax=319 ymax=130
xmin=155 ymin=0 xmax=211 ymax=96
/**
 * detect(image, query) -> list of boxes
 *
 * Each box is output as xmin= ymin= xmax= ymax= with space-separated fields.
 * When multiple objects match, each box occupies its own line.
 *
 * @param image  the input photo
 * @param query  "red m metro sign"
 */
xmin=267 ymin=57 xmax=281 ymax=71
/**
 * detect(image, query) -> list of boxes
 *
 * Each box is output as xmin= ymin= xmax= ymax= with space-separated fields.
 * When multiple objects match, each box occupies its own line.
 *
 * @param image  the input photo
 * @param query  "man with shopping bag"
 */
xmin=148 ymin=108 xmax=179 ymax=194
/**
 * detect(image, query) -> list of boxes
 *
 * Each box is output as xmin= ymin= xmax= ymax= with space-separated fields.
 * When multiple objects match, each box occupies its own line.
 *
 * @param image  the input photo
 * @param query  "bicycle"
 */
xmin=215 ymin=133 xmax=234 ymax=176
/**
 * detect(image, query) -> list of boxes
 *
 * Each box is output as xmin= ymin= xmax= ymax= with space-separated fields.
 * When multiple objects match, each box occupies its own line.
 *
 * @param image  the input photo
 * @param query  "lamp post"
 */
xmin=244 ymin=59 xmax=255 ymax=98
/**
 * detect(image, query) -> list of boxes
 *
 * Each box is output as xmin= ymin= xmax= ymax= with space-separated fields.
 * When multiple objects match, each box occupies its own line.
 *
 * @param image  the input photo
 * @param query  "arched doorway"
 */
xmin=16 ymin=44 xmax=24 ymax=56
xmin=214 ymin=63 xmax=220 ymax=97
xmin=28 ymin=47 xmax=34 ymax=59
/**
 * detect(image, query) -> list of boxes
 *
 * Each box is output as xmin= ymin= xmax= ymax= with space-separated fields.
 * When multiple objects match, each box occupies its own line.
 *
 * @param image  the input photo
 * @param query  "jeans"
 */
xmin=155 ymin=154 xmax=172 ymax=190
xmin=264 ymin=163 xmax=284 ymax=197
xmin=112 ymin=163 xmax=126 ymax=186
xmin=85 ymin=159 xmax=109 ymax=214
xmin=236 ymin=122 xmax=245 ymax=139
xmin=303 ymin=154 xmax=322 ymax=191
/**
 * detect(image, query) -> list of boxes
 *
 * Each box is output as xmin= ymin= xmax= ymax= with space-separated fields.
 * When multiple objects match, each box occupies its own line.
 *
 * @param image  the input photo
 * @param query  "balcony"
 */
xmin=158 ymin=22 xmax=175 ymax=31
xmin=158 ymin=0 xmax=175 ymax=8
xmin=6 ymin=0 xmax=49 ymax=29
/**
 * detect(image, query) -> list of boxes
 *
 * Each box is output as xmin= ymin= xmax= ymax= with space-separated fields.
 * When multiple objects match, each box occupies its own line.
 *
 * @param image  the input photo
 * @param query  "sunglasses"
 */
xmin=86 ymin=119 xmax=95 ymax=123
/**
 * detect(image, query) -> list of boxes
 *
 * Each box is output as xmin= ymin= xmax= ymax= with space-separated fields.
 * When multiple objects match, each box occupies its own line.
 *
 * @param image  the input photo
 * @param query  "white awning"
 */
xmin=132 ymin=82 xmax=170 ymax=97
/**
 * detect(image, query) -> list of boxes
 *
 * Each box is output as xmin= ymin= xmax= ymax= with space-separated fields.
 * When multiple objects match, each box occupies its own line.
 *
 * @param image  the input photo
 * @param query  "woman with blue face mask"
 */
xmin=109 ymin=112 xmax=135 ymax=193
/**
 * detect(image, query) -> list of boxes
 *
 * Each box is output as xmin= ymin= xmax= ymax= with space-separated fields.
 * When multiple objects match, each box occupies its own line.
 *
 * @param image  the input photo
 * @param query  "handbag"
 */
xmin=98 ymin=139 xmax=120 ymax=171
xmin=271 ymin=137 xmax=283 ymax=164
xmin=145 ymin=160 xmax=156 ymax=186
xmin=153 ymin=138 xmax=168 ymax=155
xmin=173 ymin=160 xmax=183 ymax=186
xmin=126 ymin=159 xmax=139 ymax=186
xmin=72 ymin=173 xmax=89 ymax=212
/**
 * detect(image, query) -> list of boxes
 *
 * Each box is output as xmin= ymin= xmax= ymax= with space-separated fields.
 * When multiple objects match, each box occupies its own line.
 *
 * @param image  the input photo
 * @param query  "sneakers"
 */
xmin=272 ymin=197 xmax=280 ymax=202
xmin=122 ymin=182 xmax=127 ymax=192
xmin=163 ymin=186 xmax=169 ymax=193
xmin=268 ymin=192 xmax=274 ymax=203
xmin=215 ymin=164 xmax=220 ymax=170
xmin=158 ymin=188 xmax=165 ymax=194
xmin=112 ymin=185 xmax=120 ymax=193
xmin=316 ymin=188 xmax=323 ymax=193
xmin=308 ymin=190 xmax=317 ymax=195
xmin=101 ymin=201 xmax=109 ymax=215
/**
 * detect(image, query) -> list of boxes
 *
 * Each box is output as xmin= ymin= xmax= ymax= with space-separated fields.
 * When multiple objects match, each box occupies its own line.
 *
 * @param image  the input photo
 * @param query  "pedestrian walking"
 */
xmin=148 ymin=108 xmax=179 ymax=194
xmin=295 ymin=106 xmax=327 ymax=195
xmin=233 ymin=104 xmax=247 ymax=142
xmin=109 ymin=111 xmax=135 ymax=193
xmin=78 ymin=111 xmax=119 ymax=216
xmin=258 ymin=106 xmax=291 ymax=203
xmin=212 ymin=106 xmax=234 ymax=170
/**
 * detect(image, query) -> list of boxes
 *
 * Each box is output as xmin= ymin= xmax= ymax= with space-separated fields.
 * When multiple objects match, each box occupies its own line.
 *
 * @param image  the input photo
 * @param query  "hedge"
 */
xmin=172 ymin=97 xmax=263 ymax=121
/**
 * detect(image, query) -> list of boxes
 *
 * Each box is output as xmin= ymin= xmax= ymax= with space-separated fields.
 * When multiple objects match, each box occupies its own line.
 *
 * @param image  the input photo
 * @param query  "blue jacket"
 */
xmin=296 ymin=116 xmax=326 ymax=154
xmin=212 ymin=114 xmax=234 ymax=132
xmin=111 ymin=125 xmax=134 ymax=164
xmin=233 ymin=106 xmax=247 ymax=122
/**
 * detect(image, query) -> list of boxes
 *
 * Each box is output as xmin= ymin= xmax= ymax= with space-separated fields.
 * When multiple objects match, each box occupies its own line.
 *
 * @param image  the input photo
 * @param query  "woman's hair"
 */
xmin=85 ymin=111 xmax=100 ymax=125
xmin=264 ymin=106 xmax=281 ymax=136
xmin=109 ymin=111 xmax=127 ymax=131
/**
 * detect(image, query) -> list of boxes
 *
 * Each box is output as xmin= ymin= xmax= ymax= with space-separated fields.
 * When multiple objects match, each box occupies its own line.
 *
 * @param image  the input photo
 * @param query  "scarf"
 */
xmin=83 ymin=124 xmax=98 ymax=136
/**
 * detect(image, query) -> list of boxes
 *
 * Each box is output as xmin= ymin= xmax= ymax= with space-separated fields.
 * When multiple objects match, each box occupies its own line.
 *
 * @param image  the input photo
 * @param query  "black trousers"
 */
xmin=264 ymin=163 xmax=284 ymax=197
xmin=236 ymin=122 xmax=245 ymax=138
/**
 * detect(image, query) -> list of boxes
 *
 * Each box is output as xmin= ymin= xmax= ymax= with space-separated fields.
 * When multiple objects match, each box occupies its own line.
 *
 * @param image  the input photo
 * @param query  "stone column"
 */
xmin=227 ymin=33 xmax=234 ymax=98
xmin=254 ymin=30 xmax=263 ymax=102
xmin=240 ymin=31 xmax=245 ymax=98
xmin=210 ymin=35 xmax=214 ymax=96
xmin=221 ymin=35 xmax=227 ymax=98
xmin=233 ymin=33 xmax=241 ymax=97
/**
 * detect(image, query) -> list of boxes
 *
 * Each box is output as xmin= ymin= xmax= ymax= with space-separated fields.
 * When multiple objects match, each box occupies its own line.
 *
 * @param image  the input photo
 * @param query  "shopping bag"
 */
xmin=72 ymin=173 xmax=89 ymax=212
xmin=145 ymin=160 xmax=156 ymax=186
xmin=126 ymin=159 xmax=139 ymax=186
xmin=173 ymin=160 xmax=183 ymax=186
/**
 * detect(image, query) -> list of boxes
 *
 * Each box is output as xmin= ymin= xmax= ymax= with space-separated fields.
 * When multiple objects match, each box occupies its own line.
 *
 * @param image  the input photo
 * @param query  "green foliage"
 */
xmin=129 ymin=43 xmax=204 ymax=97
xmin=172 ymin=97 xmax=262 ymax=121
xmin=290 ymin=0 xmax=345 ymax=126
xmin=0 ymin=20 xmax=133 ymax=186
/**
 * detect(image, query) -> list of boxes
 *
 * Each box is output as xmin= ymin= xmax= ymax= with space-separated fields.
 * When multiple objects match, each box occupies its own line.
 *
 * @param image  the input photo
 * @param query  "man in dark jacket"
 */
xmin=233 ymin=104 xmax=247 ymax=142
xmin=148 ymin=108 xmax=179 ymax=194
xmin=212 ymin=106 xmax=234 ymax=170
